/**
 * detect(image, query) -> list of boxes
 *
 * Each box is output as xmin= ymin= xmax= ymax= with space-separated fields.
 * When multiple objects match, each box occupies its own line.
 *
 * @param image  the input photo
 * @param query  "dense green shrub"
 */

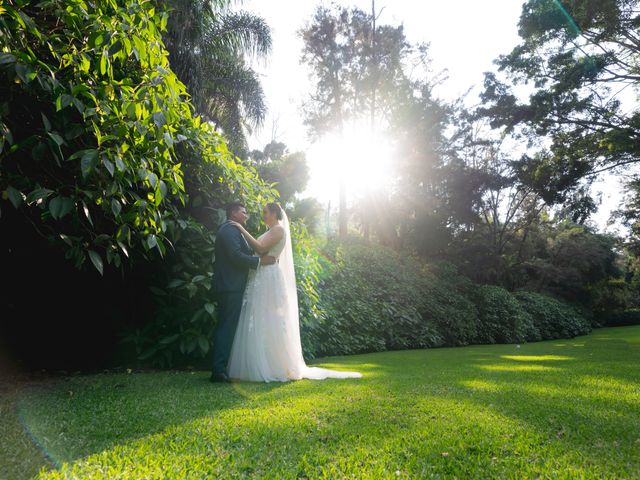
xmin=290 ymin=221 xmax=324 ymax=357
xmin=417 ymin=262 xmax=480 ymax=346
xmin=473 ymin=285 xmax=541 ymax=344
xmin=513 ymin=291 xmax=591 ymax=339
xmin=306 ymin=241 xmax=443 ymax=357
xmin=301 ymin=241 xmax=593 ymax=358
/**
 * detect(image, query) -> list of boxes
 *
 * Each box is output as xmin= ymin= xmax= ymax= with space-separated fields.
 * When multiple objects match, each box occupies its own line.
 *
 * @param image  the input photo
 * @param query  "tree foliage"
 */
xmin=161 ymin=0 xmax=271 ymax=155
xmin=0 ymin=0 xmax=274 ymax=368
xmin=479 ymin=0 xmax=640 ymax=204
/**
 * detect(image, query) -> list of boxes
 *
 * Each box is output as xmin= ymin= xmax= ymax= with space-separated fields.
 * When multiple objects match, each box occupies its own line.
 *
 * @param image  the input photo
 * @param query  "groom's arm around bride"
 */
xmin=210 ymin=202 xmax=274 ymax=382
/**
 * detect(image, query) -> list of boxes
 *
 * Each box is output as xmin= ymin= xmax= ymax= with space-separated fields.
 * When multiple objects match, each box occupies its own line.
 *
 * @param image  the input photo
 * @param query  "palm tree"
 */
xmin=162 ymin=0 xmax=272 ymax=156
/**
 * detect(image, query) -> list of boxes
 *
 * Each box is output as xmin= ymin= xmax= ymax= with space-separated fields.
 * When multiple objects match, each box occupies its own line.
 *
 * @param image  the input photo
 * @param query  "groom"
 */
xmin=210 ymin=202 xmax=275 ymax=382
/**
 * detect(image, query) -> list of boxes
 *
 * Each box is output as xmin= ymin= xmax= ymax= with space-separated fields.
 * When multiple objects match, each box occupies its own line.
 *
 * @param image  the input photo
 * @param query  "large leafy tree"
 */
xmin=479 ymin=0 xmax=640 ymax=204
xmin=161 ymin=0 xmax=271 ymax=156
xmin=0 ymin=0 xmax=273 ymax=368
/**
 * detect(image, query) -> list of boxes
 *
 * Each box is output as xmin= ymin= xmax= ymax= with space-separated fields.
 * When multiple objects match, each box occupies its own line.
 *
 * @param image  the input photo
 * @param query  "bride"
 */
xmin=226 ymin=202 xmax=362 ymax=382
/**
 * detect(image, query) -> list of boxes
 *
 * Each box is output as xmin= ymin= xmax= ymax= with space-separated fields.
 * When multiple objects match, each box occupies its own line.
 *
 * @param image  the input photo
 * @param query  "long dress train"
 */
xmin=227 ymin=213 xmax=362 ymax=382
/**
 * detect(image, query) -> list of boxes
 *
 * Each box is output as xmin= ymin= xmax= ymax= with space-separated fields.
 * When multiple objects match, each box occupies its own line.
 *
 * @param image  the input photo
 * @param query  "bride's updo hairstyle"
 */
xmin=266 ymin=202 xmax=284 ymax=220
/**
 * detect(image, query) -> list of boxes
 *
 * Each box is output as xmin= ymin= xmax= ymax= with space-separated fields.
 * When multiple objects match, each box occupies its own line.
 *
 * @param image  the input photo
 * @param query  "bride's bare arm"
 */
xmin=230 ymin=222 xmax=284 ymax=255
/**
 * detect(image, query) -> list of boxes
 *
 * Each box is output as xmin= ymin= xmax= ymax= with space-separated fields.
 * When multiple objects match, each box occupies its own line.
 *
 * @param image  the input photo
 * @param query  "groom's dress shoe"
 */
xmin=209 ymin=372 xmax=230 ymax=383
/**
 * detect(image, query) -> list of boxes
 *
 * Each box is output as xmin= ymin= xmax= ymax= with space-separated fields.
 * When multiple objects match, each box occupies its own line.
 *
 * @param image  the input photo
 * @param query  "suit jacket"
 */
xmin=212 ymin=221 xmax=260 ymax=293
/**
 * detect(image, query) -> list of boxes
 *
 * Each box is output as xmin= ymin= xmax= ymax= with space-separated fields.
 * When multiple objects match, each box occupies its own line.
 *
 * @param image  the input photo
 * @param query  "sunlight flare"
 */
xmin=307 ymin=127 xmax=394 ymax=200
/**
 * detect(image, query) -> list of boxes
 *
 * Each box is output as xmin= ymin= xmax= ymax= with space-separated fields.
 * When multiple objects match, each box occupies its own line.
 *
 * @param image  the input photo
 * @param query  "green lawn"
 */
xmin=3 ymin=326 xmax=640 ymax=479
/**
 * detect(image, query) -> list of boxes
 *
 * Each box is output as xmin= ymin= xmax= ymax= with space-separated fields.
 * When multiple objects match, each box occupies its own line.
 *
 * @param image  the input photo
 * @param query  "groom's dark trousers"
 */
xmin=211 ymin=221 xmax=259 ymax=375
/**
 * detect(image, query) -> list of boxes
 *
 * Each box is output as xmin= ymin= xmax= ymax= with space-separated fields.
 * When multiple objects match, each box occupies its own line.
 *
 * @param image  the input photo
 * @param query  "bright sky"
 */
xmin=243 ymin=0 xmax=625 ymax=233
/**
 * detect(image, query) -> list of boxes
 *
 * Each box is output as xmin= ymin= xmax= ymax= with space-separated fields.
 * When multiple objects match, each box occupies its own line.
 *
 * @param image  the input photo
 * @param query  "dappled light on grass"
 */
xmin=500 ymin=355 xmax=574 ymax=362
xmin=10 ymin=327 xmax=640 ymax=478
xmin=477 ymin=364 xmax=563 ymax=372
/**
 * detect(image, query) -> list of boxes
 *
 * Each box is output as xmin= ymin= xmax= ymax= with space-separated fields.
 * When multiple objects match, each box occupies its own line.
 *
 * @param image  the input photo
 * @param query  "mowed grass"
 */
xmin=4 ymin=326 xmax=640 ymax=479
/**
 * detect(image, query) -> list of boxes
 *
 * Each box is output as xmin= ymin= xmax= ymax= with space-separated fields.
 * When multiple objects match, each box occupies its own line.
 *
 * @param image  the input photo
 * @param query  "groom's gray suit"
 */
xmin=211 ymin=221 xmax=260 ymax=375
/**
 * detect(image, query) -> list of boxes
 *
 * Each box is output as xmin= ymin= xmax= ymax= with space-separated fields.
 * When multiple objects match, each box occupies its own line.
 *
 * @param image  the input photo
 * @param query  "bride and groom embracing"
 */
xmin=210 ymin=201 xmax=362 ymax=383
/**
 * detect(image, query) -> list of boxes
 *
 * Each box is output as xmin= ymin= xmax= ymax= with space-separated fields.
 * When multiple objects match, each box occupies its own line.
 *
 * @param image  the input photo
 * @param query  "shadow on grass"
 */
xmin=18 ymin=371 xmax=286 ymax=470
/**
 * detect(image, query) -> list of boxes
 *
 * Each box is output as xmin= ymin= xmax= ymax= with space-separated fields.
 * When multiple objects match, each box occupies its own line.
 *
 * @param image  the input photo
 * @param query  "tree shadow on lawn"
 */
xmin=448 ymin=335 xmax=640 ymax=474
xmin=310 ymin=329 xmax=640 ymax=476
xmin=17 ymin=370 xmax=287 ymax=470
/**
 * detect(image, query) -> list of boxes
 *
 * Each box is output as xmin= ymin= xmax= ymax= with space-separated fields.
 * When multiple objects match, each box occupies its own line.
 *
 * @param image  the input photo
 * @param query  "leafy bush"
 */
xmin=418 ymin=262 xmax=480 ymax=346
xmin=513 ymin=291 xmax=591 ymax=339
xmin=290 ymin=221 xmax=323 ymax=357
xmin=306 ymin=241 xmax=443 ymax=357
xmin=301 ymin=241 xmax=593 ymax=358
xmin=473 ymin=285 xmax=540 ymax=344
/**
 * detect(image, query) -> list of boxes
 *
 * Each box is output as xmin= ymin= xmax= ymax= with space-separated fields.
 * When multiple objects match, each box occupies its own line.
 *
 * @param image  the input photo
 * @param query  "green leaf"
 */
xmin=108 ymin=40 xmax=123 ymax=56
xmin=204 ymin=303 xmax=215 ymax=316
xmin=26 ymin=187 xmax=54 ymax=204
xmin=103 ymin=158 xmax=115 ymax=176
xmin=65 ymin=123 xmax=84 ymax=140
xmin=47 ymin=131 xmax=64 ymax=146
xmin=0 ymin=53 xmax=17 ymax=65
xmin=147 ymin=172 xmax=157 ymax=188
xmin=147 ymin=234 xmax=157 ymax=249
xmin=163 ymin=132 xmax=173 ymax=148
xmin=59 ymin=233 xmax=72 ymax=247
xmin=190 ymin=309 xmax=206 ymax=323
xmin=117 ymin=240 xmax=129 ymax=258
xmin=6 ymin=186 xmax=23 ymax=208
xmin=81 ymin=200 xmax=93 ymax=226
xmin=80 ymin=150 xmax=98 ymax=177
xmin=167 ymin=279 xmax=185 ymax=288
xmin=159 ymin=334 xmax=179 ymax=345
xmin=55 ymin=94 xmax=73 ymax=112
xmin=99 ymin=50 xmax=107 ymax=75
xmin=149 ymin=286 xmax=166 ymax=296
xmin=111 ymin=198 xmax=122 ymax=216
xmin=115 ymin=156 xmax=126 ymax=172
xmin=158 ymin=180 xmax=167 ymax=199
xmin=88 ymin=250 xmax=103 ymax=275
xmin=152 ymin=111 xmax=165 ymax=128
xmin=89 ymin=32 xmax=105 ymax=49
xmin=15 ymin=63 xmax=36 ymax=84
xmin=41 ymin=113 xmax=51 ymax=132
xmin=49 ymin=196 xmax=74 ymax=219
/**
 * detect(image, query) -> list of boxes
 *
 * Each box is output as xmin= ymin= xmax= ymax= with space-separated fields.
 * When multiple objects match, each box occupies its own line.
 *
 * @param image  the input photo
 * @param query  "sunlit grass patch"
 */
xmin=477 ymin=364 xmax=563 ymax=372
xmin=500 ymin=355 xmax=574 ymax=361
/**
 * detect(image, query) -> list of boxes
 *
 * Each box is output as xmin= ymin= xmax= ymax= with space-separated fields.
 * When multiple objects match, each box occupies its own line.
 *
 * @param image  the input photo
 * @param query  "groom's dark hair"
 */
xmin=225 ymin=202 xmax=245 ymax=219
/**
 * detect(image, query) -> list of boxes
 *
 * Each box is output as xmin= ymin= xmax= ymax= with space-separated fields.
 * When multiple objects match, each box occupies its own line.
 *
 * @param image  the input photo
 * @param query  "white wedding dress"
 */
xmin=227 ymin=213 xmax=362 ymax=382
